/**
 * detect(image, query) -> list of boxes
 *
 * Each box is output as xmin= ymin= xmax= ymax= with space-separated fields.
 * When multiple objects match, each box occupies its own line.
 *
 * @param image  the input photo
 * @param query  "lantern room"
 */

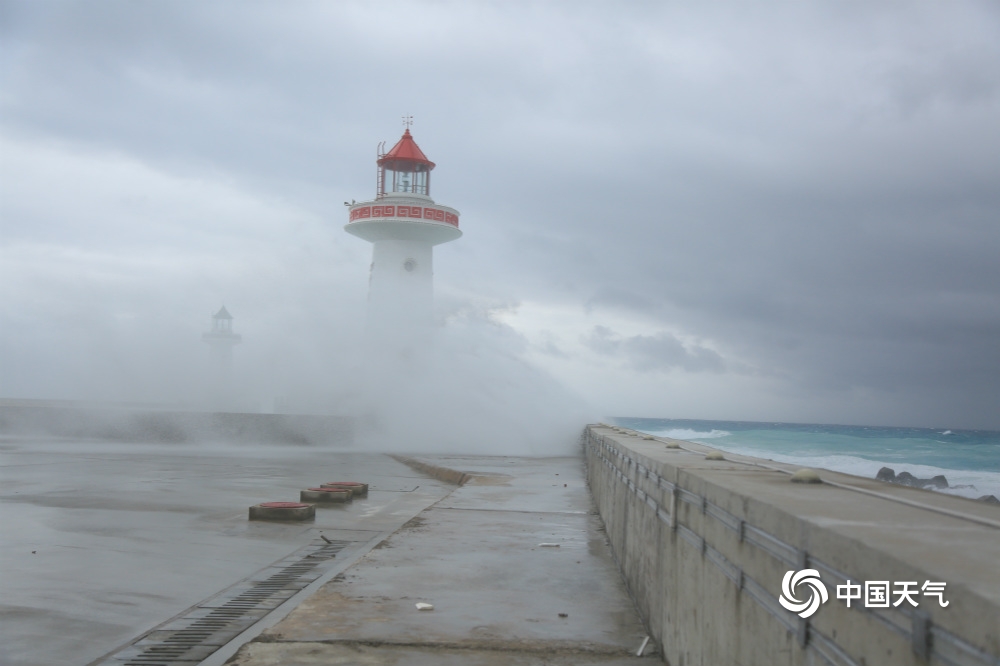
xmin=209 ymin=306 xmax=234 ymax=334
xmin=376 ymin=129 xmax=436 ymax=198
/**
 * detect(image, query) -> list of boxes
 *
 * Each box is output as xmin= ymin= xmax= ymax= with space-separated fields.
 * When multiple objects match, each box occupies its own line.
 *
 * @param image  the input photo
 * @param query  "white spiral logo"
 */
xmin=779 ymin=569 xmax=828 ymax=618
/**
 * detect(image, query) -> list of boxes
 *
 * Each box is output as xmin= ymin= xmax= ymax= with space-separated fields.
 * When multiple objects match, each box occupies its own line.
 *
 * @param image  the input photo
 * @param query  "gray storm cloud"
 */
xmin=583 ymin=326 xmax=725 ymax=374
xmin=1 ymin=1 xmax=999 ymax=429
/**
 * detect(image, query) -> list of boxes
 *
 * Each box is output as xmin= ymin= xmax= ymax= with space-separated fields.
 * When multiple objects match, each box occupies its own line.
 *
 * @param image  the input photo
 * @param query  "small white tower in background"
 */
xmin=202 ymin=306 xmax=242 ymax=406
xmin=344 ymin=122 xmax=461 ymax=347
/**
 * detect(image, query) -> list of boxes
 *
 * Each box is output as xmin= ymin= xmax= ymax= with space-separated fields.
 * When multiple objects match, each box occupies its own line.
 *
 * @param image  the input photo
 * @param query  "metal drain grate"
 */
xmin=96 ymin=539 xmax=350 ymax=666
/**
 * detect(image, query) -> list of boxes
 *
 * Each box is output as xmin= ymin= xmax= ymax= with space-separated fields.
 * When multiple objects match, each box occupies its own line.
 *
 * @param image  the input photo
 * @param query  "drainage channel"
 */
xmin=91 ymin=539 xmax=351 ymax=666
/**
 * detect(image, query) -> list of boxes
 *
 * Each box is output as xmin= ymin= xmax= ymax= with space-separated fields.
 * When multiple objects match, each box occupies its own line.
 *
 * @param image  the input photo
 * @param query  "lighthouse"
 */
xmin=202 ymin=306 xmax=241 ymax=408
xmin=345 ymin=125 xmax=461 ymax=344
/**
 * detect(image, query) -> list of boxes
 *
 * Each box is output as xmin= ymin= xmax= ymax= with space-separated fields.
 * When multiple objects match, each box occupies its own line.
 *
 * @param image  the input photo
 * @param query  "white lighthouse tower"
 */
xmin=345 ymin=125 xmax=461 ymax=344
xmin=202 ymin=306 xmax=242 ymax=408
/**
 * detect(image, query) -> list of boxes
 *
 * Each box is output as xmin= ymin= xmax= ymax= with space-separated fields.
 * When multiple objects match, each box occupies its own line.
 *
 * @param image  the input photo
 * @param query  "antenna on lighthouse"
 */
xmin=402 ymin=114 xmax=413 ymax=129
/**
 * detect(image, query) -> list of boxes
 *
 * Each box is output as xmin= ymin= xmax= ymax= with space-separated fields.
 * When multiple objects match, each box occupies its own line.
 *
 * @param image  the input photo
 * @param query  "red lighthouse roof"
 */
xmin=377 ymin=129 xmax=436 ymax=171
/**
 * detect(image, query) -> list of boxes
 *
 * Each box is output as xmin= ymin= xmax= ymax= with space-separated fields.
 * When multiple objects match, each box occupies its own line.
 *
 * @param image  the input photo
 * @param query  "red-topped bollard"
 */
xmin=319 ymin=484 xmax=354 ymax=499
xmin=249 ymin=501 xmax=315 ymax=521
xmin=301 ymin=487 xmax=351 ymax=503
xmin=321 ymin=481 xmax=368 ymax=497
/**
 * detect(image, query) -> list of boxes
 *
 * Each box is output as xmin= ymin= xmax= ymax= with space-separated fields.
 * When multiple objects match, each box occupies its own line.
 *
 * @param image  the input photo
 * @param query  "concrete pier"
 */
xmin=584 ymin=425 xmax=1000 ymax=666
xmin=1 ymin=436 xmax=653 ymax=666
xmin=5 ymin=418 xmax=998 ymax=665
xmin=0 ymin=439 xmax=454 ymax=666
xmin=224 ymin=455 xmax=652 ymax=665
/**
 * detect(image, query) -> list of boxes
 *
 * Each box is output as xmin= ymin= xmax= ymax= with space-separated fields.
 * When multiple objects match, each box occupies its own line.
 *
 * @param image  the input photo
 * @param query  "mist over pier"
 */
xmin=3 ymin=2 xmax=1000 ymax=664
xmin=2 ymin=411 xmax=997 ymax=665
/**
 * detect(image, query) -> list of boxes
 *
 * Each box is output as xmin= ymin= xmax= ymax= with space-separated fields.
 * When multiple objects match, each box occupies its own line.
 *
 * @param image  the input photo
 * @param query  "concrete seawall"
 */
xmin=0 ymin=401 xmax=353 ymax=445
xmin=583 ymin=424 xmax=1000 ymax=666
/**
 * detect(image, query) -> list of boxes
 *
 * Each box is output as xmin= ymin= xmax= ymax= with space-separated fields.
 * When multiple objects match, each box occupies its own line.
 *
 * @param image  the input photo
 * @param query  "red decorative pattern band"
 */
xmin=350 ymin=204 xmax=459 ymax=227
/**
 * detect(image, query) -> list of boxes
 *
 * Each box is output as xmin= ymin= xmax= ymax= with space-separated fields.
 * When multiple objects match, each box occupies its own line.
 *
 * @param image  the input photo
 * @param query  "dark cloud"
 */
xmin=1 ymin=1 xmax=999 ymax=428
xmin=583 ymin=326 xmax=725 ymax=374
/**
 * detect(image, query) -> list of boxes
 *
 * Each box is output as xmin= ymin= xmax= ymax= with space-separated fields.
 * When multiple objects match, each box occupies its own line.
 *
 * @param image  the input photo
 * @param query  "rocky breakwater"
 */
xmin=876 ymin=466 xmax=999 ymax=504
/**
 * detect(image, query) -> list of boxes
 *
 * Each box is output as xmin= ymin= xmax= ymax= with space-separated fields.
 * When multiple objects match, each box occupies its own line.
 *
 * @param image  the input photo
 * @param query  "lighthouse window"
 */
xmin=397 ymin=171 xmax=412 ymax=192
xmin=413 ymin=170 xmax=428 ymax=195
xmin=403 ymin=259 xmax=416 ymax=272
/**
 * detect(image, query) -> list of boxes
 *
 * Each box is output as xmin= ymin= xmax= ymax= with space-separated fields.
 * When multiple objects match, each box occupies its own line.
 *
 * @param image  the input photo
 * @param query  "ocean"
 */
xmin=612 ymin=417 xmax=1000 ymax=501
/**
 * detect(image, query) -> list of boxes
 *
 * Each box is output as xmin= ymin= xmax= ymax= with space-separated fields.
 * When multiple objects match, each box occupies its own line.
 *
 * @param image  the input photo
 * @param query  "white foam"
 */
xmin=647 ymin=428 xmax=731 ymax=440
xmin=697 ymin=443 xmax=1000 ymax=500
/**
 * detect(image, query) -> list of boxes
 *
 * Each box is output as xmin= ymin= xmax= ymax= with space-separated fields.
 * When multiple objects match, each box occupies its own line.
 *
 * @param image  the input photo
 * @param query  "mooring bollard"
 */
xmin=249 ymin=501 xmax=315 ymax=521
xmin=301 ymin=487 xmax=351 ymax=503
xmin=321 ymin=481 xmax=368 ymax=497
xmin=319 ymin=484 xmax=354 ymax=498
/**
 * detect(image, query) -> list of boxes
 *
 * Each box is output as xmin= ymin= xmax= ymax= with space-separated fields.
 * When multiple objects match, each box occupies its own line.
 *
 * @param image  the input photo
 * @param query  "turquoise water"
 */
xmin=613 ymin=418 xmax=1000 ymax=499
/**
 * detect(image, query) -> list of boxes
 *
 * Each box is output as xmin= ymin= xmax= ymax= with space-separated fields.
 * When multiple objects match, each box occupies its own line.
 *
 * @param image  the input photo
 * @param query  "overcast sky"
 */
xmin=2 ymin=1 xmax=999 ymax=429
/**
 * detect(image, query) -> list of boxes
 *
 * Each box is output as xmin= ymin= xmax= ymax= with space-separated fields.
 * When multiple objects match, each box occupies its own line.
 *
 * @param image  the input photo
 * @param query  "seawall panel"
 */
xmin=584 ymin=424 xmax=1000 ymax=666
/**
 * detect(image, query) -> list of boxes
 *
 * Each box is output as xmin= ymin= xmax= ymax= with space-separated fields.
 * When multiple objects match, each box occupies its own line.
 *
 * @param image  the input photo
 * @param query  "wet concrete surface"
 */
xmin=229 ymin=643 xmax=652 ymax=665
xmin=0 ymin=437 xmax=454 ymax=666
xmin=228 ymin=456 xmax=655 ymax=665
